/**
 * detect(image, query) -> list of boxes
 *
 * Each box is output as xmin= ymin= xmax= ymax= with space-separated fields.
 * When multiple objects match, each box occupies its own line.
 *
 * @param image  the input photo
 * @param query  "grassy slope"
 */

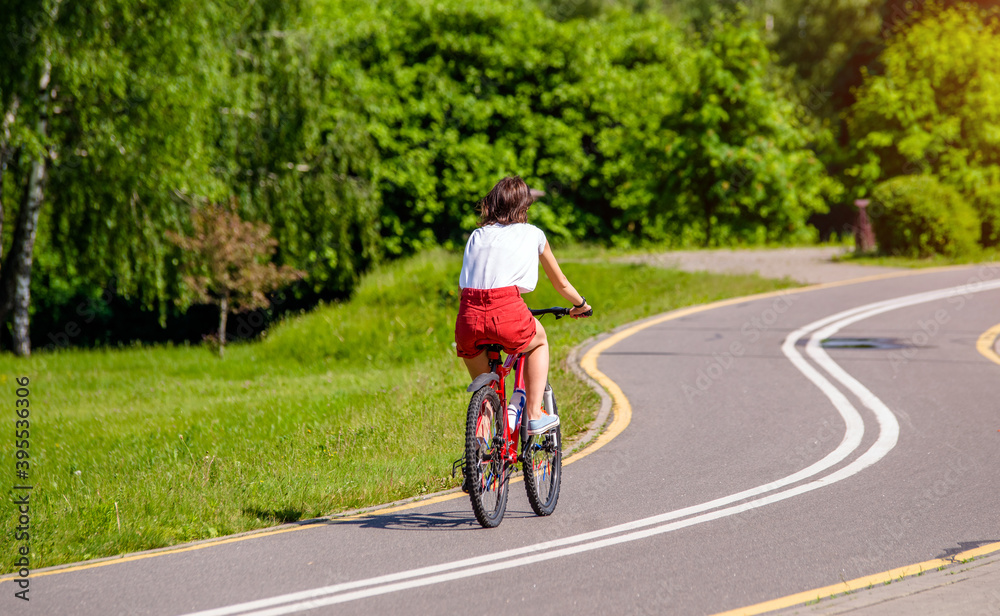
xmin=0 ymin=250 xmax=797 ymax=572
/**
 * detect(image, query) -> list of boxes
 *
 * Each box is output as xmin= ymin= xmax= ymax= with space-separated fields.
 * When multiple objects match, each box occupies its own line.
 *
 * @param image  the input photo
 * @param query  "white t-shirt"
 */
xmin=459 ymin=223 xmax=547 ymax=293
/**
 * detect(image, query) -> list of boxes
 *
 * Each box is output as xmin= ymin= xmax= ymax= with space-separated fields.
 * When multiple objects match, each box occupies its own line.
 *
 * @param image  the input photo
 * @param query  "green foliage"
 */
xmin=869 ymin=175 xmax=978 ymax=258
xmin=768 ymin=0 xmax=883 ymax=116
xmin=972 ymin=184 xmax=1000 ymax=247
xmin=322 ymin=0 xmax=835 ymax=252
xmin=645 ymin=12 xmax=838 ymax=245
xmin=39 ymin=0 xmax=228 ymax=315
xmin=535 ymin=0 xmax=610 ymax=21
xmin=320 ymin=0 xmax=590 ymax=253
xmin=6 ymin=0 xmax=839 ymax=346
xmin=5 ymin=0 xmax=384 ymax=336
xmin=0 ymin=0 xmax=235 ymax=332
xmin=212 ymin=0 xmax=382 ymax=294
xmin=848 ymin=4 xmax=1000 ymax=196
xmin=264 ymin=250 xmax=463 ymax=366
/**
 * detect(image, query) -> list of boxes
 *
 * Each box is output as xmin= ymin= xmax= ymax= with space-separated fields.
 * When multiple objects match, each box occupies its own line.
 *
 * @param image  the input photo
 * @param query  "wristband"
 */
xmin=573 ymin=296 xmax=587 ymax=309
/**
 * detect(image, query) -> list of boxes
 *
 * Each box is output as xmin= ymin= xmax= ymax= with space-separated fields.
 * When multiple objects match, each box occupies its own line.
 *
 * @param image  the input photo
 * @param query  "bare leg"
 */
xmin=463 ymin=352 xmax=490 ymax=380
xmin=463 ymin=352 xmax=493 ymax=440
xmin=521 ymin=318 xmax=549 ymax=422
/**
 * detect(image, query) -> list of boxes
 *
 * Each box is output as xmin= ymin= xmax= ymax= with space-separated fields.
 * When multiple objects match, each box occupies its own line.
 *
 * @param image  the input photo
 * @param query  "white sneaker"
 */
xmin=526 ymin=414 xmax=560 ymax=435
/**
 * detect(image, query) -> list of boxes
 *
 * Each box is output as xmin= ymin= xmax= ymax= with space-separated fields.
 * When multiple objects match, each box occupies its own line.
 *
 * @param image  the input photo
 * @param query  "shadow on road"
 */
xmin=935 ymin=540 xmax=1000 ymax=562
xmin=327 ymin=507 xmax=537 ymax=532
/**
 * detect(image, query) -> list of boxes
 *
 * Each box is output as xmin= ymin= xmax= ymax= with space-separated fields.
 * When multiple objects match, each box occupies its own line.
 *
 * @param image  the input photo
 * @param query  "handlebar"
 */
xmin=529 ymin=306 xmax=593 ymax=319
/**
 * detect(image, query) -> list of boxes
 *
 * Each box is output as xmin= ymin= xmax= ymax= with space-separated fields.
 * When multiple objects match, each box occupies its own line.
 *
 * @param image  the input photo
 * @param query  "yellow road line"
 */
xmin=714 ymin=311 xmax=1000 ymax=616
xmin=3 ymin=525 xmax=318 ymax=580
xmin=2 ymin=264 xmax=972 ymax=582
xmin=711 ymin=541 xmax=1000 ymax=616
xmin=976 ymin=322 xmax=1000 ymax=366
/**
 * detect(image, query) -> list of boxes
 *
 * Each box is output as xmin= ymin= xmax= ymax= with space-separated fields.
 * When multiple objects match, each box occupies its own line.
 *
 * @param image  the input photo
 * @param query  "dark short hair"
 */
xmin=478 ymin=176 xmax=532 ymax=226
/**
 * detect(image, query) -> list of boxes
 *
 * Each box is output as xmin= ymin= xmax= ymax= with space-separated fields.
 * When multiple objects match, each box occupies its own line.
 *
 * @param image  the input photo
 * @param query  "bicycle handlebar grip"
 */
xmin=528 ymin=306 xmax=591 ymax=317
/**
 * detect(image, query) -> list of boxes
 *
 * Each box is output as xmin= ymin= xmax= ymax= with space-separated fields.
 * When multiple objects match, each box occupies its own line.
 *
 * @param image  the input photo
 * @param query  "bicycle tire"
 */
xmin=465 ymin=386 xmax=509 ymax=528
xmin=522 ymin=382 xmax=562 ymax=516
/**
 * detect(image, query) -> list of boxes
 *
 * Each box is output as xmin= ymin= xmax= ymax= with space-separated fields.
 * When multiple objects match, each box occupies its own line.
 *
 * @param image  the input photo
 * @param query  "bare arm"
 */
xmin=539 ymin=242 xmax=591 ymax=317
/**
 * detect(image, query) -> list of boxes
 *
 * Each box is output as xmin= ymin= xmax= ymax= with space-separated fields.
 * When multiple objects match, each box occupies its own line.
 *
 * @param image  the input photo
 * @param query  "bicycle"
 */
xmin=452 ymin=306 xmax=591 ymax=528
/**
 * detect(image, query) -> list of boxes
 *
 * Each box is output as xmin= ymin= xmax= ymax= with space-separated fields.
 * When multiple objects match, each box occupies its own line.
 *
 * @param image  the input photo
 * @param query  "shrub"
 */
xmin=973 ymin=185 xmax=1000 ymax=248
xmin=869 ymin=176 xmax=978 ymax=258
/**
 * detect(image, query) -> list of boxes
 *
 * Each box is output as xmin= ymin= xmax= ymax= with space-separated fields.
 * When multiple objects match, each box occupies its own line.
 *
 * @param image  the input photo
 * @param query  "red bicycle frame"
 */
xmin=484 ymin=345 xmax=526 ymax=465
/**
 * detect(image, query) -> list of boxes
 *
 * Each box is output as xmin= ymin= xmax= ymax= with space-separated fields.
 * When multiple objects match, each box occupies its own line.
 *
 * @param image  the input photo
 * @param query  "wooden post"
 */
xmin=855 ymin=199 xmax=875 ymax=254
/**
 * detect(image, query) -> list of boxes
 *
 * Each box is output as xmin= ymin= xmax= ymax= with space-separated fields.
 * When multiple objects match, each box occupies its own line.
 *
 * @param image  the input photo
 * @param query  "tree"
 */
xmin=0 ymin=0 xmax=227 ymax=354
xmin=847 ymin=4 xmax=1000 ymax=196
xmin=767 ymin=0 xmax=883 ymax=118
xmin=321 ymin=0 xmax=835 ymax=250
xmin=581 ymin=10 xmax=839 ymax=246
xmin=166 ymin=201 xmax=303 ymax=357
xmin=0 ymin=0 xmax=61 ymax=355
xmin=2 ymin=0 xmax=850 ymax=351
xmin=212 ymin=0 xmax=382 ymax=297
xmin=40 ymin=0 xmax=227 ymax=317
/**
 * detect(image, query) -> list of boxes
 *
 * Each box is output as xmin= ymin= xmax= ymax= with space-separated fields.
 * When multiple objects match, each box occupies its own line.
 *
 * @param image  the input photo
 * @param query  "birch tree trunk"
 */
xmin=0 ymin=59 xmax=51 ymax=356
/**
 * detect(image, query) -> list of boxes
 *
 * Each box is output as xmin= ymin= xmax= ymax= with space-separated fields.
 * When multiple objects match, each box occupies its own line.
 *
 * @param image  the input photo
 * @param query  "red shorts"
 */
xmin=455 ymin=286 xmax=537 ymax=359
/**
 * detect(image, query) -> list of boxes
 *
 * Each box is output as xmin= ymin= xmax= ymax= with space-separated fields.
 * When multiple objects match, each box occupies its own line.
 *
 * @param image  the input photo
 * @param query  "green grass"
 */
xmin=552 ymin=238 xmax=855 ymax=261
xmin=0 ymin=249 xmax=797 ymax=573
xmin=833 ymin=248 xmax=1000 ymax=268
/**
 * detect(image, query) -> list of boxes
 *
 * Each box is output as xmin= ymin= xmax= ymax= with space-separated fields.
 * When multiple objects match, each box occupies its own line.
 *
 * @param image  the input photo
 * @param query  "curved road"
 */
xmin=10 ymin=265 xmax=1000 ymax=615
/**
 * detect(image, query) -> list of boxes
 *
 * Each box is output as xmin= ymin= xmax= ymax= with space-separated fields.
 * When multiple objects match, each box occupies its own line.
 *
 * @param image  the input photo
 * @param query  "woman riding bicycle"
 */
xmin=455 ymin=176 xmax=592 ymax=435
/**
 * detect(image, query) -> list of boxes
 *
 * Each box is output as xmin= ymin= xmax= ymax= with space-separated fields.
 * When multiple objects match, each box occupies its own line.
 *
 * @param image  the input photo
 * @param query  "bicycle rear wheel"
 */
xmin=522 ymin=382 xmax=562 ymax=516
xmin=465 ymin=386 xmax=509 ymax=528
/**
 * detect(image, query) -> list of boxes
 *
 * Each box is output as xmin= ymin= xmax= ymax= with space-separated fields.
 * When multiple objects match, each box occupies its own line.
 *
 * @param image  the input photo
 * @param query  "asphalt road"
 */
xmin=7 ymin=265 xmax=1000 ymax=615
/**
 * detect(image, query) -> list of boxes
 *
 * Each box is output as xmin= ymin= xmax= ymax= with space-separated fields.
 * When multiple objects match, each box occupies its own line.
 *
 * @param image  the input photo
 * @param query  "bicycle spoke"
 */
xmin=522 ymin=391 xmax=561 ymax=517
xmin=465 ymin=385 xmax=515 ymax=527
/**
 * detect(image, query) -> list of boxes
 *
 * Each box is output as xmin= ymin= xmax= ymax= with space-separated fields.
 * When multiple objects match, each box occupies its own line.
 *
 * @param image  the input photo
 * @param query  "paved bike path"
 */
xmin=6 ymin=265 xmax=1000 ymax=615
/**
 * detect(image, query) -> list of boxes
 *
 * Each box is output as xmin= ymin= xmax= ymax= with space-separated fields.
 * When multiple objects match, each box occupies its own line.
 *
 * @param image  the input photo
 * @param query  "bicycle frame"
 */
xmin=484 ymin=345 xmax=526 ymax=466
xmin=460 ymin=306 xmax=579 ymax=526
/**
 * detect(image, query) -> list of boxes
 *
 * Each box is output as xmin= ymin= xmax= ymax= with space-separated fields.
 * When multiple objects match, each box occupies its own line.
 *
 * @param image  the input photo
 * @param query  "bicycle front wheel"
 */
xmin=465 ymin=386 xmax=509 ymax=528
xmin=522 ymin=382 xmax=562 ymax=516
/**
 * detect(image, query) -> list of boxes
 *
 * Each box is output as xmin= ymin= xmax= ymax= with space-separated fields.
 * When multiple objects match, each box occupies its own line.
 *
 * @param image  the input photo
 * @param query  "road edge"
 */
xmin=2 ymin=264 xmax=975 ymax=583
xmin=711 ymin=542 xmax=1000 ymax=616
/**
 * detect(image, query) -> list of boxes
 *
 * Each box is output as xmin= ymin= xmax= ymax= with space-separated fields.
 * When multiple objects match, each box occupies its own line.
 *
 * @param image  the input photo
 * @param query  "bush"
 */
xmin=973 ymin=185 xmax=1000 ymax=248
xmin=869 ymin=176 xmax=978 ymax=258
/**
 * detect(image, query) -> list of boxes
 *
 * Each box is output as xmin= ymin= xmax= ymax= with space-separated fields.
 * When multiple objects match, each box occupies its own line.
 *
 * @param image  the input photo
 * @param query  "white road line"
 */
xmin=183 ymin=280 xmax=1000 ymax=616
